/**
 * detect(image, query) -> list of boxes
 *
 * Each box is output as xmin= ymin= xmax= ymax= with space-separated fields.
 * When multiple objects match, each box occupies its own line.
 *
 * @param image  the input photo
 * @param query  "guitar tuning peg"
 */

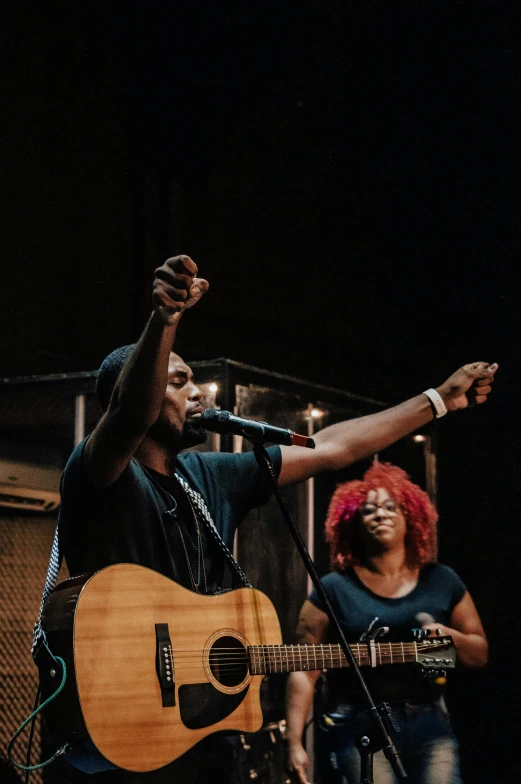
xmin=360 ymin=623 xmax=389 ymax=642
xmin=359 ymin=617 xmax=379 ymax=641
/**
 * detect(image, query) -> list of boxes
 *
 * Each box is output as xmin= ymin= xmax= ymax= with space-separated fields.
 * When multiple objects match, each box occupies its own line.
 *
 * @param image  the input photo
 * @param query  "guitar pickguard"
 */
xmin=178 ymin=682 xmax=249 ymax=729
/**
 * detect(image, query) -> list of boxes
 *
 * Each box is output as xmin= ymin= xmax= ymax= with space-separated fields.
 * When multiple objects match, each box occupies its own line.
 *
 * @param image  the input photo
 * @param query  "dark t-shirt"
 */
xmin=308 ymin=564 xmax=467 ymax=704
xmin=59 ymin=440 xmax=282 ymax=594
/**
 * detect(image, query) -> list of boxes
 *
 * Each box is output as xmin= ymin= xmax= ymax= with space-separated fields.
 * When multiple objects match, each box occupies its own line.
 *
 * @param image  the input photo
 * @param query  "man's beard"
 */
xmin=147 ymin=417 xmax=207 ymax=450
xmin=182 ymin=420 xmax=208 ymax=447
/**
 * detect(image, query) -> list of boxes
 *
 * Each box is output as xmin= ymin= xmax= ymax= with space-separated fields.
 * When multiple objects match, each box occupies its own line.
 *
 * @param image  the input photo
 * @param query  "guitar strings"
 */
xmin=165 ymin=642 xmax=420 ymax=656
xmin=150 ymin=642 xmax=438 ymax=672
xmin=168 ymin=646 xmax=437 ymax=659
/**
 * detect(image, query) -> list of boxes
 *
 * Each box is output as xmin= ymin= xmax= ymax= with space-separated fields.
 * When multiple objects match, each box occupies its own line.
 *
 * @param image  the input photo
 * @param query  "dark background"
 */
xmin=1 ymin=1 xmax=520 ymax=782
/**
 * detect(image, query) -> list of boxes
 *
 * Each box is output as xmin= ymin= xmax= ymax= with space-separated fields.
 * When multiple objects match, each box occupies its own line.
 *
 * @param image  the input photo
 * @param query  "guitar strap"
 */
xmin=32 ymin=520 xmax=62 ymax=657
xmin=32 ymin=466 xmax=251 ymax=657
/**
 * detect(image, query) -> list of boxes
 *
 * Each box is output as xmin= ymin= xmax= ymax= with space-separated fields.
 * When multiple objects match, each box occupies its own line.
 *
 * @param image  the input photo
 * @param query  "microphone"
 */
xmin=200 ymin=409 xmax=316 ymax=448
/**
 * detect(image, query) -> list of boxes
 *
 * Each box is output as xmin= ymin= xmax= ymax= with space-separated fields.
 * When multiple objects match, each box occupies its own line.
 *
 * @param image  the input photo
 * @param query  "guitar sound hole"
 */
xmin=209 ymin=635 xmax=248 ymax=687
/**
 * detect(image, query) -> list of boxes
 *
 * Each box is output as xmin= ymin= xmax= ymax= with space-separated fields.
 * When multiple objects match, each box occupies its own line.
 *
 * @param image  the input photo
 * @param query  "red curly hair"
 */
xmin=325 ymin=462 xmax=437 ymax=571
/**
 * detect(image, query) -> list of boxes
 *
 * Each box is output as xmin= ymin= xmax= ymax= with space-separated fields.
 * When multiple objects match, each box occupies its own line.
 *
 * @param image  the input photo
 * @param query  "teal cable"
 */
xmin=8 ymin=656 xmax=71 ymax=771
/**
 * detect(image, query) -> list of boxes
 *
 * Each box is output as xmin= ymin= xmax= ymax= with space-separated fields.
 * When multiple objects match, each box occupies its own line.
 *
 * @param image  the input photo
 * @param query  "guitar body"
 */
xmin=47 ymin=564 xmax=282 ymax=772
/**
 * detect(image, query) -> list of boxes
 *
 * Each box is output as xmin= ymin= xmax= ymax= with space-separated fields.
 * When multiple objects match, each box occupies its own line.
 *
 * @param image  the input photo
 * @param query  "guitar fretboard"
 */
xmin=248 ymin=642 xmax=419 ymax=675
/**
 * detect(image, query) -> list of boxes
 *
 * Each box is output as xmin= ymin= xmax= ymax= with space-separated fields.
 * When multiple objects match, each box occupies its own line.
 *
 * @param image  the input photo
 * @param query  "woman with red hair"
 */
xmin=286 ymin=462 xmax=487 ymax=784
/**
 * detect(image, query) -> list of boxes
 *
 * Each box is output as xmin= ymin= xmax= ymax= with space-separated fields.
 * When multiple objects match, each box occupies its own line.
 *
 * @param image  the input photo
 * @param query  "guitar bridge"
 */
xmin=155 ymin=623 xmax=175 ymax=707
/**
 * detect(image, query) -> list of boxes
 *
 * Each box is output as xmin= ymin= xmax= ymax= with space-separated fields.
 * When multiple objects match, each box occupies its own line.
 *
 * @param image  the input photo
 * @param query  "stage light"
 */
xmin=310 ymin=408 xmax=323 ymax=418
xmin=413 ymin=434 xmax=426 ymax=443
xmin=208 ymin=383 xmax=218 ymax=393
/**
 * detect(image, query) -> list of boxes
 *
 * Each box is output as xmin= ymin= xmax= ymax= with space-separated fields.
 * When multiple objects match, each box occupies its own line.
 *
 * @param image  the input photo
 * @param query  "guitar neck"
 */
xmin=248 ymin=642 xmax=419 ymax=675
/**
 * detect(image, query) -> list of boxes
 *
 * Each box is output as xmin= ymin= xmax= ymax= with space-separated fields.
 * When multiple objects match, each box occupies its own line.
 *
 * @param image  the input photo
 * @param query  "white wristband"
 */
xmin=423 ymin=388 xmax=448 ymax=418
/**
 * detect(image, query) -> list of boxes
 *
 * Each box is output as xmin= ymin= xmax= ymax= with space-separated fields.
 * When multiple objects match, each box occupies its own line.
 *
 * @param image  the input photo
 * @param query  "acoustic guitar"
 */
xmin=38 ymin=563 xmax=456 ymax=772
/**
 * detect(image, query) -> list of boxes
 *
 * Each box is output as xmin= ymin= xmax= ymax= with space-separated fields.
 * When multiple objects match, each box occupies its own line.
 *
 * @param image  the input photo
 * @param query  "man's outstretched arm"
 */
xmin=278 ymin=362 xmax=497 ymax=487
xmin=84 ymin=255 xmax=208 ymax=488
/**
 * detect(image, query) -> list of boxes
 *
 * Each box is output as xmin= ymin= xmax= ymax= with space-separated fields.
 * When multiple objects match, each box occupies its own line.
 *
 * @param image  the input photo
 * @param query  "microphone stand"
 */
xmin=252 ymin=443 xmax=407 ymax=784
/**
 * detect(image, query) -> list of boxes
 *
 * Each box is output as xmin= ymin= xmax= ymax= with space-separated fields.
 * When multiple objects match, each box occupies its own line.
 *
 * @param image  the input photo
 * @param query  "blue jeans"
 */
xmin=317 ymin=700 xmax=462 ymax=784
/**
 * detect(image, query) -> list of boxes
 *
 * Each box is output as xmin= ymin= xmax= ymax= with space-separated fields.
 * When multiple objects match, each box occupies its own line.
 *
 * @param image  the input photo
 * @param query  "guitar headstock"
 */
xmin=415 ymin=636 xmax=456 ymax=672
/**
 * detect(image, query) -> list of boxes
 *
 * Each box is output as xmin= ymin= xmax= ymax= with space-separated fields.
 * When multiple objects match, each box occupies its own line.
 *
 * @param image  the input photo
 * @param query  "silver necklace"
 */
xmin=172 ymin=493 xmax=208 ymax=594
xmin=141 ymin=464 xmax=209 ymax=592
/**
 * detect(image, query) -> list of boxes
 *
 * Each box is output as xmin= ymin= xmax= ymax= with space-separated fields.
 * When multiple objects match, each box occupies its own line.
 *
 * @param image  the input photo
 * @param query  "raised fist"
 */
xmin=152 ymin=255 xmax=209 ymax=323
xmin=436 ymin=361 xmax=498 ymax=412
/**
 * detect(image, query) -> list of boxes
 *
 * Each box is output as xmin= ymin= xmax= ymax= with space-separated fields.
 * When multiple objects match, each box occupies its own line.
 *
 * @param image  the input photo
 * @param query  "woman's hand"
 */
xmin=287 ymin=740 xmax=312 ymax=784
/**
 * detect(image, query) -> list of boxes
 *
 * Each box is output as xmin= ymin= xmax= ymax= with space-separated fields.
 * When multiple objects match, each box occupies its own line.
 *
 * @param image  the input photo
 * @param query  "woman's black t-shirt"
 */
xmin=308 ymin=565 xmax=467 ymax=704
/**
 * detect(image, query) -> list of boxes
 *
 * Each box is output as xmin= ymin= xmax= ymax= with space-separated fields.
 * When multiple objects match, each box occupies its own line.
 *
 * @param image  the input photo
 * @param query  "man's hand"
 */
xmin=152 ymin=255 xmax=209 ymax=324
xmin=287 ymin=741 xmax=312 ymax=784
xmin=436 ymin=361 xmax=498 ymax=412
